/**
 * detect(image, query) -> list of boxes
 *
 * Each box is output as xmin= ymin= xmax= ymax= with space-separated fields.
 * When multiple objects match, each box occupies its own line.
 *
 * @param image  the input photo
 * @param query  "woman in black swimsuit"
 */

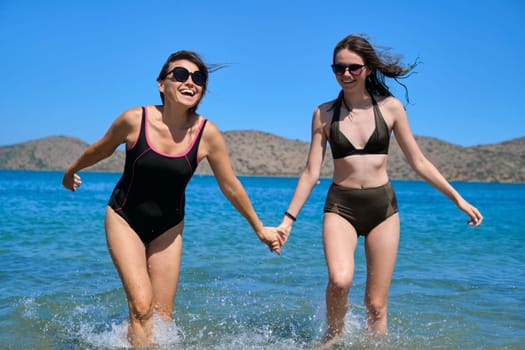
xmin=277 ymin=34 xmax=483 ymax=346
xmin=62 ymin=50 xmax=282 ymax=347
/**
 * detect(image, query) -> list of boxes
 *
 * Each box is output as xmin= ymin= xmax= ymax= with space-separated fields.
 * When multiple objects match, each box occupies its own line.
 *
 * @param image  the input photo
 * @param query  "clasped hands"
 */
xmin=258 ymin=224 xmax=292 ymax=255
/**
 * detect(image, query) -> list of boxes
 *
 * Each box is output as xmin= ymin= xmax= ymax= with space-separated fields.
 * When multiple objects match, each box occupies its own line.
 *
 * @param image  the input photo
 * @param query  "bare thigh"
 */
xmin=146 ymin=223 xmax=183 ymax=318
xmin=105 ymin=207 xmax=152 ymax=306
xmin=364 ymin=213 xmax=400 ymax=301
xmin=323 ymin=213 xmax=359 ymax=287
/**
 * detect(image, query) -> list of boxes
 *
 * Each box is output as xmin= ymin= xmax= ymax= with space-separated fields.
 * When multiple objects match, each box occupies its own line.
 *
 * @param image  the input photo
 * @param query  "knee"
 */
xmin=328 ymin=273 xmax=353 ymax=294
xmin=129 ymin=298 xmax=154 ymax=322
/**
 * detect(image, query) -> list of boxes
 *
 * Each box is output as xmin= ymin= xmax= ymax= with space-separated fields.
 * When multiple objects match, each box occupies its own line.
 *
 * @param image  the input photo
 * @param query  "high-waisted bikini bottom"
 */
xmin=324 ymin=182 xmax=398 ymax=236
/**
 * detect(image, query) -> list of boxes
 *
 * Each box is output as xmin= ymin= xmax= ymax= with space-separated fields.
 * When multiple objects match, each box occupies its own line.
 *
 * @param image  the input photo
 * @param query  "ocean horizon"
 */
xmin=1 ymin=170 xmax=523 ymax=349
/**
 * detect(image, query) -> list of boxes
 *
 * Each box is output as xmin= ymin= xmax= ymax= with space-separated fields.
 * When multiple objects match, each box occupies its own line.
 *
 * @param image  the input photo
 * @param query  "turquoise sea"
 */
xmin=0 ymin=170 xmax=523 ymax=349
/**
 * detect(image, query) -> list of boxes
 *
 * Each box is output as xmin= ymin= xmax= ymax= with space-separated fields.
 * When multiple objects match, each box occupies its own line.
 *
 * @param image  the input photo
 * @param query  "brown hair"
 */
xmin=157 ymin=50 xmax=223 ymax=113
xmin=333 ymin=34 xmax=418 ymax=101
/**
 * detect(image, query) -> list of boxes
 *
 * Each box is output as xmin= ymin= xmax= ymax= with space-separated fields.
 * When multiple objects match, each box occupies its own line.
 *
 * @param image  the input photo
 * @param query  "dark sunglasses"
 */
xmin=331 ymin=63 xmax=365 ymax=76
xmin=166 ymin=67 xmax=206 ymax=87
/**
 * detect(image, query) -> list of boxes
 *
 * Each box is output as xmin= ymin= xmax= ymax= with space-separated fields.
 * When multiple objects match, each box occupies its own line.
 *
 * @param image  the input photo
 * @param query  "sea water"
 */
xmin=0 ymin=170 xmax=523 ymax=349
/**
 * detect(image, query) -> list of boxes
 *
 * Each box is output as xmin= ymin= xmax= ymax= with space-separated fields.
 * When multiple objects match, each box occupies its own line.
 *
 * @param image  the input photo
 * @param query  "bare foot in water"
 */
xmin=315 ymin=329 xmax=343 ymax=349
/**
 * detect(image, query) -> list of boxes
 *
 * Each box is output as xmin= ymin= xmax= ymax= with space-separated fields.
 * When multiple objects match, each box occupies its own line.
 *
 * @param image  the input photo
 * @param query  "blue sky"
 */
xmin=1 ymin=0 xmax=523 ymax=147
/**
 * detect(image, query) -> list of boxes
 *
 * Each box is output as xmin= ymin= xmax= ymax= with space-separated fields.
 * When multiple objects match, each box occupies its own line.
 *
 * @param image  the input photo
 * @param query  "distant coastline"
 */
xmin=0 ymin=132 xmax=524 ymax=183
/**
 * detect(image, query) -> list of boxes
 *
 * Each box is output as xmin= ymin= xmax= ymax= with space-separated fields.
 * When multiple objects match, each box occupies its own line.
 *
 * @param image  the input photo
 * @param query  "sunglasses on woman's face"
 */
xmin=331 ymin=63 xmax=365 ymax=76
xmin=167 ymin=67 xmax=206 ymax=87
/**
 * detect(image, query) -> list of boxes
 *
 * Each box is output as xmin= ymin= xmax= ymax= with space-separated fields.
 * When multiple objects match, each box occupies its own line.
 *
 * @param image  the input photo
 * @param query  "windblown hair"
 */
xmin=156 ymin=50 xmax=224 ymax=113
xmin=333 ymin=34 xmax=418 ymax=103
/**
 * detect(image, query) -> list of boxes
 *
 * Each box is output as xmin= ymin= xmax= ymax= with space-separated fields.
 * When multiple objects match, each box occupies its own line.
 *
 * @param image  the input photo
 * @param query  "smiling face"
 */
xmin=333 ymin=49 xmax=370 ymax=93
xmin=156 ymin=50 xmax=209 ymax=113
xmin=158 ymin=59 xmax=204 ymax=110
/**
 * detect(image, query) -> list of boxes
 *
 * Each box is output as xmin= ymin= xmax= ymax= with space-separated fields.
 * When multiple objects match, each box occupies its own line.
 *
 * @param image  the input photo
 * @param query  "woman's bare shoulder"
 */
xmin=200 ymin=117 xmax=219 ymax=133
xmin=375 ymin=95 xmax=404 ymax=111
xmin=116 ymin=106 xmax=144 ymax=125
xmin=200 ymin=117 xmax=224 ymax=145
xmin=318 ymin=99 xmax=337 ymax=113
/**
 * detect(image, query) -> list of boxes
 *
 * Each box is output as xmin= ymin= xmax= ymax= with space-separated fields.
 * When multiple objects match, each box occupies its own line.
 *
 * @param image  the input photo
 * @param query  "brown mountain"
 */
xmin=0 ymin=133 xmax=523 ymax=183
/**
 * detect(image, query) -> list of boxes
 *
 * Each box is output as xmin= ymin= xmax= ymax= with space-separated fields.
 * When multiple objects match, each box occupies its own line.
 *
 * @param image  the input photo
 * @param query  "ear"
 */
xmin=158 ymin=80 xmax=165 ymax=94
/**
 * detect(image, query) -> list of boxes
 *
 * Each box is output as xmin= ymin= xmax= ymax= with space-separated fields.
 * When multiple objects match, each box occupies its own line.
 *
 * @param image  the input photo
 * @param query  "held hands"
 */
xmin=261 ymin=220 xmax=294 ymax=255
xmin=257 ymin=223 xmax=292 ymax=255
xmin=257 ymin=226 xmax=284 ymax=255
xmin=258 ymin=213 xmax=296 ymax=255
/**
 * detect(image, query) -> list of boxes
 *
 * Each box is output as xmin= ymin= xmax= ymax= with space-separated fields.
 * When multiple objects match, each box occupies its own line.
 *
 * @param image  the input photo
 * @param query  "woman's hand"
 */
xmin=62 ymin=171 xmax=82 ymax=192
xmin=457 ymin=199 xmax=483 ymax=226
xmin=276 ymin=223 xmax=292 ymax=247
xmin=257 ymin=226 xmax=283 ymax=255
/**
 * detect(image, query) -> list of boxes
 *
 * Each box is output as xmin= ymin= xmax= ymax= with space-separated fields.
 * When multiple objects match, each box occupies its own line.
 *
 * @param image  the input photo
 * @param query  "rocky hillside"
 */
xmin=1 ymin=133 xmax=524 ymax=183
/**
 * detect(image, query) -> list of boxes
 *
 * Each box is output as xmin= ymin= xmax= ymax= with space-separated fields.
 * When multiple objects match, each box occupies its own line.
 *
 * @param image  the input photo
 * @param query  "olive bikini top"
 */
xmin=329 ymin=93 xmax=390 ymax=159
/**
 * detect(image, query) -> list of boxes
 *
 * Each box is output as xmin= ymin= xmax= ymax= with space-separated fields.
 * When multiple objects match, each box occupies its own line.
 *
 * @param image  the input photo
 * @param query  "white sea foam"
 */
xmin=76 ymin=314 xmax=182 ymax=349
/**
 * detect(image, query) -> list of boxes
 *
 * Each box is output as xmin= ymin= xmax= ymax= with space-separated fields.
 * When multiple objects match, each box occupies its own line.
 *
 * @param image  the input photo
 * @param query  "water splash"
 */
xmin=75 ymin=314 xmax=183 ymax=349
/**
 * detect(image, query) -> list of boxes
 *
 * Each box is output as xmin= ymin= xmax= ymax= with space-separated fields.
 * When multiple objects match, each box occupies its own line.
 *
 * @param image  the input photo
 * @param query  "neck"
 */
xmin=160 ymin=104 xmax=194 ymax=129
xmin=342 ymin=90 xmax=372 ymax=110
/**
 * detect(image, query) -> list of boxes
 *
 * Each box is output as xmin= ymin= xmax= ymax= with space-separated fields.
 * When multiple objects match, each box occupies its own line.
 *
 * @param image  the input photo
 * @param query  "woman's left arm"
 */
xmin=389 ymin=99 xmax=483 ymax=226
xmin=201 ymin=121 xmax=283 ymax=250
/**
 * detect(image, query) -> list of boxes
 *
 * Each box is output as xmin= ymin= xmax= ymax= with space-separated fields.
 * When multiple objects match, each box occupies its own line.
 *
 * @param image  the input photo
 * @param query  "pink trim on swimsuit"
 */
xmin=144 ymin=106 xmax=206 ymax=158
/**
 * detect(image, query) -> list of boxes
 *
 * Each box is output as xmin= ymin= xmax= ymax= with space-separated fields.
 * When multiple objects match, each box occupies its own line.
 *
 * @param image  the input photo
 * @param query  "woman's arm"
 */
xmin=62 ymin=107 xmax=139 ymax=191
xmin=278 ymin=107 xmax=329 ymax=240
xmin=389 ymin=98 xmax=483 ymax=226
xmin=202 ymin=121 xmax=282 ymax=252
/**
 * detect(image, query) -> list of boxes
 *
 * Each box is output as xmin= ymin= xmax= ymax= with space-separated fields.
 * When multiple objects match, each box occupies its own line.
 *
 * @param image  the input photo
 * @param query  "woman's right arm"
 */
xmin=278 ymin=107 xmax=328 ymax=241
xmin=62 ymin=107 xmax=140 ymax=191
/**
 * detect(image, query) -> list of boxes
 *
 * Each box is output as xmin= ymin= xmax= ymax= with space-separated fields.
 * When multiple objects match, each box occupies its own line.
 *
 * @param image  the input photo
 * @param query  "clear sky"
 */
xmin=1 ymin=0 xmax=524 ymax=147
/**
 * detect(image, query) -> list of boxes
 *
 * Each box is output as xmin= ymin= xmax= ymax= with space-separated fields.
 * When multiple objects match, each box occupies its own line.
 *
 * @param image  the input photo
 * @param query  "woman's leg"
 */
xmin=363 ymin=213 xmax=400 ymax=334
xmin=146 ymin=222 xmax=184 ymax=319
xmin=104 ymin=207 xmax=153 ymax=347
xmin=322 ymin=213 xmax=359 ymax=343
